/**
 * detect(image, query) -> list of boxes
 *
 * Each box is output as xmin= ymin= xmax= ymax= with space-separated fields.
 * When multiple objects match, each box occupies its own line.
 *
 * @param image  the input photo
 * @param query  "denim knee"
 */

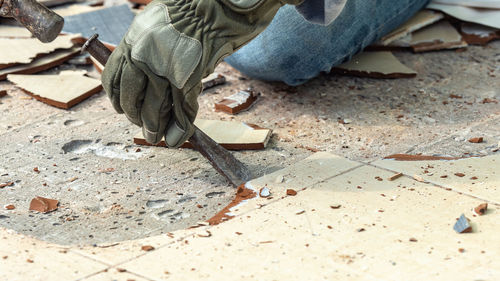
xmin=225 ymin=0 xmax=430 ymax=85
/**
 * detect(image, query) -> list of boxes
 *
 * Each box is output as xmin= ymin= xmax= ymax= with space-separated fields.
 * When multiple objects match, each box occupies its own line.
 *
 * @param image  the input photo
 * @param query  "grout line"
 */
xmin=366 ymin=161 xmax=500 ymax=206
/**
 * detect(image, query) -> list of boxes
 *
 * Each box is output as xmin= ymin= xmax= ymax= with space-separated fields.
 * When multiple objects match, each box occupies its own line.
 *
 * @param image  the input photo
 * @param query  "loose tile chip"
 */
xmin=454 ymin=173 xmax=466 ymax=177
xmin=286 ymin=189 xmax=298 ymax=196
xmin=330 ymin=205 xmax=342 ymax=209
xmin=202 ymin=72 xmax=226 ymax=90
xmin=141 ymin=245 xmax=155 ymax=251
xmin=0 ymin=90 xmax=6 ymax=97
xmin=468 ymin=137 xmax=483 ymax=143
xmin=453 ymin=214 xmax=472 ymax=233
xmin=413 ymin=175 xmax=425 ymax=182
xmin=259 ymin=187 xmax=271 ymax=198
xmin=4 ymin=204 xmax=15 ymax=210
xmin=388 ymin=172 xmax=403 ymax=181
xmin=214 ymin=89 xmax=259 ymax=114
xmin=0 ymin=182 xmax=14 ymax=188
xmin=29 ymin=196 xmax=59 ymax=213
xmin=474 ymin=203 xmax=488 ymax=216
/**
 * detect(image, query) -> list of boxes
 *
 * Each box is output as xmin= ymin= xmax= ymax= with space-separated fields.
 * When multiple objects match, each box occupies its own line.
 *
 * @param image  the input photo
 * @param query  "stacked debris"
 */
xmin=334 ymin=1 xmax=500 ymax=78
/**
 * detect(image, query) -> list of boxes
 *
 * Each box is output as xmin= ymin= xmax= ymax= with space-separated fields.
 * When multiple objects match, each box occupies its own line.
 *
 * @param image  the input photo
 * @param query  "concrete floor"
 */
xmin=0 ymin=42 xmax=498 ymax=245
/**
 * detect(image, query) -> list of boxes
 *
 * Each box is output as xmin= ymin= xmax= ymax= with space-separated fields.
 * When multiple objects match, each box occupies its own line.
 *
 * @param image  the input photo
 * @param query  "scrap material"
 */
xmin=427 ymin=3 xmax=500 ymax=29
xmin=7 ymin=70 xmax=102 ymax=109
xmin=474 ymin=203 xmax=488 ymax=216
xmin=460 ymin=23 xmax=500 ymax=45
xmin=378 ymin=10 xmax=444 ymax=46
xmin=0 ymin=48 xmax=79 ymax=81
xmin=62 ymin=4 xmax=135 ymax=46
xmin=0 ymin=26 xmax=32 ymax=38
xmin=214 ymin=89 xmax=259 ymax=114
xmin=432 ymin=0 xmax=500 ymax=9
xmin=29 ymin=196 xmax=59 ymax=213
xmin=332 ymin=51 xmax=417 ymax=78
xmin=134 ymin=119 xmax=272 ymax=150
xmin=0 ymin=90 xmax=6 ymax=98
xmin=410 ymin=21 xmax=468 ymax=52
xmin=202 ymin=73 xmax=226 ymax=90
xmin=0 ymin=35 xmax=77 ymax=69
xmin=453 ymin=214 xmax=472 ymax=233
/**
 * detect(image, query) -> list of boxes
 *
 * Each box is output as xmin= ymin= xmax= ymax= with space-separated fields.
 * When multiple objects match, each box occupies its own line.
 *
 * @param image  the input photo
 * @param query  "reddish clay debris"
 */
xmin=474 ymin=203 xmax=488 ymax=216
xmin=116 ymin=268 xmax=127 ymax=272
xmin=384 ymin=154 xmax=458 ymax=161
xmin=286 ymin=189 xmax=298 ymax=196
xmin=458 ymin=248 xmax=465 ymax=253
xmin=481 ymin=98 xmax=498 ymax=104
xmin=4 ymin=204 xmax=15 ymax=210
xmin=454 ymin=173 xmax=466 ymax=177
xmin=330 ymin=205 xmax=341 ymax=209
xmin=0 ymin=90 xmax=6 ymax=97
xmin=207 ymin=183 xmax=257 ymax=225
xmin=141 ymin=245 xmax=155 ymax=251
xmin=388 ymin=173 xmax=403 ymax=181
xmin=468 ymin=137 xmax=483 ymax=143
xmin=33 ymin=167 xmax=40 ymax=173
xmin=26 ymin=259 xmax=34 ymax=263
xmin=409 ymin=238 xmax=418 ymax=242
xmin=449 ymin=94 xmax=463 ymax=99
xmin=29 ymin=196 xmax=59 ymax=213
xmin=0 ymin=182 xmax=14 ymax=188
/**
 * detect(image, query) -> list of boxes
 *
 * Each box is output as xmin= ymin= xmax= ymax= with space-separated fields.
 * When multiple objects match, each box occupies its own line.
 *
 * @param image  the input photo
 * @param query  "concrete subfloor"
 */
xmin=0 ymin=42 xmax=499 ymax=246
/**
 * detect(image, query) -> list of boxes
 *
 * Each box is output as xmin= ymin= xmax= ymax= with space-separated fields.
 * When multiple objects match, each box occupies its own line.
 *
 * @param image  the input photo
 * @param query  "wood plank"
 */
xmin=0 ymin=48 xmax=79 ymax=81
xmin=7 ymin=70 xmax=102 ymax=109
xmin=134 ymin=119 xmax=272 ymax=150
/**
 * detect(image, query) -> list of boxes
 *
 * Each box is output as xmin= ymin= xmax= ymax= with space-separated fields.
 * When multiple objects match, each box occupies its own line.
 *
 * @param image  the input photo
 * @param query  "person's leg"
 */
xmin=225 ymin=0 xmax=430 ymax=86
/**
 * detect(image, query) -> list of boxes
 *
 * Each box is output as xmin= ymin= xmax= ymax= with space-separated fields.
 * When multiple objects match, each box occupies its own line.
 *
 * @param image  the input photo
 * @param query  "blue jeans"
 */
xmin=225 ymin=0 xmax=430 ymax=86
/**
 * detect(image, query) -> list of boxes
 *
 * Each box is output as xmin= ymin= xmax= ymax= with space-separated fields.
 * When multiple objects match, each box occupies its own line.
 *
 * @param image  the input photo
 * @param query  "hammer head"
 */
xmin=0 ymin=0 xmax=64 ymax=43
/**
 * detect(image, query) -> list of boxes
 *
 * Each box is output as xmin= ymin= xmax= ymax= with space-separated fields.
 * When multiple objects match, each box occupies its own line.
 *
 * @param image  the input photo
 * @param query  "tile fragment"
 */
xmin=215 ymin=89 xmax=259 ymax=114
xmin=141 ymin=245 xmax=155 ymax=252
xmin=388 ymin=172 xmax=403 ymax=181
xmin=453 ymin=214 xmax=472 ymax=233
xmin=202 ymin=73 xmax=226 ymax=90
xmin=468 ymin=137 xmax=484 ymax=143
xmin=474 ymin=203 xmax=488 ymax=216
xmin=29 ymin=196 xmax=59 ymax=213
xmin=286 ymin=189 xmax=298 ymax=196
xmin=460 ymin=23 xmax=500 ymax=45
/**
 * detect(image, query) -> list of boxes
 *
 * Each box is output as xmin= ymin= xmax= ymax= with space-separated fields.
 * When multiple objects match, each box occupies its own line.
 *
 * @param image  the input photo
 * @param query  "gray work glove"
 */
xmin=102 ymin=0 xmax=303 ymax=147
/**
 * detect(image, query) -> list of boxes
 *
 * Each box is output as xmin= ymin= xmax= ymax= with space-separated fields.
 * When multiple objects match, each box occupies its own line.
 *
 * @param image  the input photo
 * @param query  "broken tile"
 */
xmin=468 ymin=137 xmax=484 ymax=143
xmin=7 ymin=70 xmax=102 ymax=109
xmin=332 ymin=52 xmax=417 ymax=78
xmin=474 ymin=203 xmax=488 ymax=216
xmin=428 ymin=2 xmax=500 ymax=29
xmin=202 ymin=73 xmax=226 ymax=90
xmin=410 ymin=21 xmax=468 ymax=52
xmin=0 ymin=35 xmax=77 ymax=69
xmin=378 ymin=10 xmax=444 ymax=45
xmin=214 ymin=89 xmax=259 ymax=114
xmin=0 ymin=48 xmax=79 ymax=81
xmin=0 ymin=90 xmax=6 ymax=98
xmin=134 ymin=119 xmax=272 ymax=150
xmin=0 ymin=26 xmax=32 ymax=39
xmin=387 ymin=172 xmax=403 ymax=181
xmin=4 ymin=204 xmax=15 ymax=210
xmin=62 ymin=5 xmax=135 ymax=46
xmin=453 ymin=214 xmax=472 ymax=233
xmin=460 ymin=23 xmax=500 ymax=45
xmin=29 ymin=196 xmax=59 ymax=213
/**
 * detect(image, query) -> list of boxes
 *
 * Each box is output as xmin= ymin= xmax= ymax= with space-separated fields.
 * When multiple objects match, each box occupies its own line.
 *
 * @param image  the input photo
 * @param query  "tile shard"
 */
xmin=453 ymin=214 xmax=472 ymax=233
xmin=29 ymin=196 xmax=59 ymax=213
xmin=0 ymin=35 xmax=77 ymax=68
xmin=202 ymin=73 xmax=226 ymax=90
xmin=468 ymin=137 xmax=484 ymax=143
xmin=378 ymin=10 xmax=445 ymax=46
xmin=7 ymin=70 xmax=102 ymax=109
xmin=474 ymin=203 xmax=488 ymax=216
xmin=134 ymin=119 xmax=272 ymax=150
xmin=332 ymin=52 xmax=417 ymax=79
xmin=460 ymin=23 xmax=500 ymax=45
xmin=427 ymin=2 xmax=500 ymax=29
xmin=0 ymin=48 xmax=80 ymax=81
xmin=410 ymin=21 xmax=468 ymax=52
xmin=215 ymin=89 xmax=259 ymax=114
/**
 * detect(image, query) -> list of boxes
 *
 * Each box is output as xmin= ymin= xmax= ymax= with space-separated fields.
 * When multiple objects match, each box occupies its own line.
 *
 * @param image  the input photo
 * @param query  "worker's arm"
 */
xmin=101 ymin=0 xmax=344 ymax=147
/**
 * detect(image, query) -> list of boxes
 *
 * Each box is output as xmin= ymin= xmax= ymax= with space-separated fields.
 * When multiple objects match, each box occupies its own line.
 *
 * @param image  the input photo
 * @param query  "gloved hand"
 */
xmin=102 ymin=0 xmax=303 ymax=147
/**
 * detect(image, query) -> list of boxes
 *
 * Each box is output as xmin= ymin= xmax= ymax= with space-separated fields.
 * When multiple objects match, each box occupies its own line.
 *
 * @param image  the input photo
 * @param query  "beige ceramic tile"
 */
xmin=0 ymin=228 xmax=106 ymax=281
xmin=233 ymin=152 xmax=362 ymax=216
xmin=372 ymin=155 xmax=500 ymax=204
xmin=82 ymin=268 xmax=151 ymax=281
xmin=118 ymin=164 xmax=499 ymax=281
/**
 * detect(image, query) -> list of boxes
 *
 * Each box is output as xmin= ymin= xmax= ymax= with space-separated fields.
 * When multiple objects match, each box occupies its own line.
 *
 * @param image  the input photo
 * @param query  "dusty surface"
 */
xmin=0 ymin=41 xmax=499 ymax=245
